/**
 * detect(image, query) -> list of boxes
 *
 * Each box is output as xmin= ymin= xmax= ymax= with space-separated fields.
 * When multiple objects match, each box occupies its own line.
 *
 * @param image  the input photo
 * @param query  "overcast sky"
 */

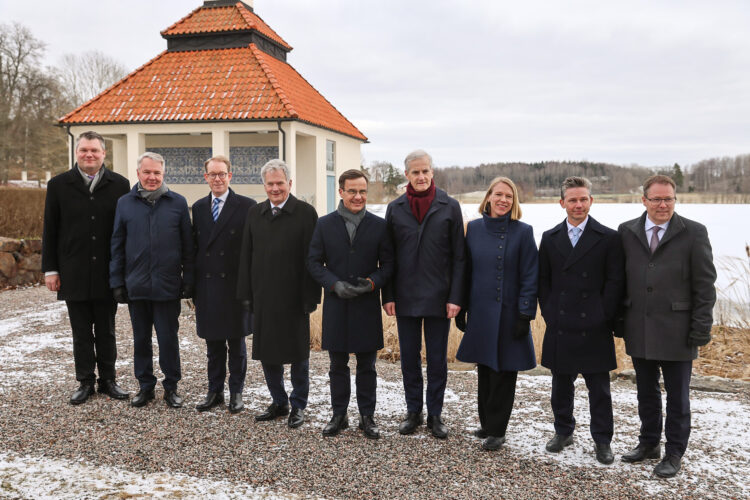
xmin=2 ymin=0 xmax=748 ymax=169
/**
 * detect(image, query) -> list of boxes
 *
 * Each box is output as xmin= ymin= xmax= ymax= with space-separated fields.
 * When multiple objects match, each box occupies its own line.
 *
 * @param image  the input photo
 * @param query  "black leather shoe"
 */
xmin=288 ymin=407 xmax=305 ymax=428
xmin=98 ymin=380 xmax=129 ymax=400
xmin=621 ymin=443 xmax=661 ymax=463
xmin=69 ymin=382 xmax=95 ymax=405
xmin=322 ymin=414 xmax=349 ymax=437
xmin=131 ymin=389 xmax=155 ymax=407
xmin=426 ymin=415 xmax=448 ymax=439
xmin=398 ymin=412 xmax=423 ymax=435
xmin=164 ymin=390 xmax=183 ymax=408
xmin=359 ymin=415 xmax=380 ymax=440
xmin=473 ymin=428 xmax=488 ymax=439
xmin=482 ymin=435 xmax=506 ymax=451
xmin=196 ymin=391 xmax=224 ymax=412
xmin=595 ymin=442 xmax=614 ymax=464
xmin=255 ymin=403 xmax=289 ymax=422
xmin=654 ymin=455 xmax=681 ymax=478
xmin=228 ymin=393 xmax=244 ymax=414
xmin=545 ymin=434 xmax=574 ymax=452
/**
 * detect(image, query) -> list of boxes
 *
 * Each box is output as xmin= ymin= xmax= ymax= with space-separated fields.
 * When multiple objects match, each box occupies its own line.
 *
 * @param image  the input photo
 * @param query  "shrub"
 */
xmin=0 ymin=187 xmax=46 ymax=238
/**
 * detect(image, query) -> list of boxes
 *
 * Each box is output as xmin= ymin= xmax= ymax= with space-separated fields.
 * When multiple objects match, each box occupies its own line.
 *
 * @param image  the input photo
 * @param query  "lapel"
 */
xmin=417 ymin=189 xmax=448 ymax=247
xmin=624 ymin=212 xmax=651 ymax=254
xmin=64 ymin=166 xmax=92 ymax=197
xmin=261 ymin=194 xmax=297 ymax=222
xmin=563 ymin=217 xmax=604 ymax=270
xmin=332 ymin=211 xmax=352 ymax=246
xmin=91 ymin=167 xmax=111 ymax=193
xmin=654 ymin=213 xmax=686 ymax=255
xmin=207 ymin=189 xmax=239 ymax=246
xmin=551 ymin=219 xmax=574 ymax=260
xmin=352 ymin=211 xmax=373 ymax=247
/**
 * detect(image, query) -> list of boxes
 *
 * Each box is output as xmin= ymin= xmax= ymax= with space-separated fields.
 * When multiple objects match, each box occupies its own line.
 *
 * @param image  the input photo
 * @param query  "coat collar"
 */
xmin=333 ymin=209 xmax=374 ymax=246
xmin=550 ymin=216 xmax=607 ymax=269
xmin=64 ymin=164 xmax=113 ymax=195
xmin=623 ymin=211 xmax=685 ymax=256
xmin=260 ymin=193 xmax=299 ymax=217
xmin=393 ymin=187 xmax=449 ymax=223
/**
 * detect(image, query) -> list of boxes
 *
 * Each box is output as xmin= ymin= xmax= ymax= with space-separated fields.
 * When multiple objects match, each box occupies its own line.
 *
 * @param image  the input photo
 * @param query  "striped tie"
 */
xmin=570 ymin=226 xmax=582 ymax=247
xmin=212 ymin=198 xmax=221 ymax=222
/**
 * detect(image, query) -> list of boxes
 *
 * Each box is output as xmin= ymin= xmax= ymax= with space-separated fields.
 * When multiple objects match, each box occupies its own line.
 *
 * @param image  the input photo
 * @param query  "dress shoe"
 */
xmin=288 ymin=407 xmax=305 ymax=428
xmin=69 ymin=382 xmax=95 ymax=405
xmin=473 ymin=428 xmax=488 ymax=439
xmin=164 ymin=390 xmax=184 ymax=408
xmin=98 ymin=380 xmax=129 ymax=400
xmin=359 ymin=415 xmax=380 ymax=440
xmin=255 ymin=403 xmax=290 ymax=422
xmin=196 ymin=391 xmax=224 ymax=412
xmin=654 ymin=455 xmax=681 ymax=478
xmin=322 ymin=414 xmax=349 ymax=437
xmin=398 ymin=412 xmax=424 ymax=435
xmin=545 ymin=434 xmax=574 ymax=453
xmin=426 ymin=415 xmax=448 ymax=439
xmin=621 ymin=443 xmax=661 ymax=463
xmin=131 ymin=389 xmax=155 ymax=407
xmin=595 ymin=442 xmax=614 ymax=464
xmin=482 ymin=435 xmax=506 ymax=451
xmin=228 ymin=393 xmax=244 ymax=414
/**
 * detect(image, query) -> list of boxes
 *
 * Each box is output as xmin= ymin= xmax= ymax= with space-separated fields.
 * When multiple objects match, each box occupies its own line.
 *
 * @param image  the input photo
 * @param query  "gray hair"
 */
xmin=137 ymin=152 xmax=166 ymax=170
xmin=403 ymin=149 xmax=433 ymax=170
xmin=261 ymin=159 xmax=290 ymax=183
xmin=561 ymin=176 xmax=592 ymax=199
xmin=75 ymin=131 xmax=106 ymax=151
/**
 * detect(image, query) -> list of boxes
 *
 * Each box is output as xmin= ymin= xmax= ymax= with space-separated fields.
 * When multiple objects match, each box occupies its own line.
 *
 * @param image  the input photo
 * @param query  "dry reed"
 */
xmin=0 ymin=187 xmax=46 ymax=239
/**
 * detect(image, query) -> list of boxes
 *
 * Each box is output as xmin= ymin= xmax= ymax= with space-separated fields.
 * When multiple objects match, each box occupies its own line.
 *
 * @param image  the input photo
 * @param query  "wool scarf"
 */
xmin=406 ymin=179 xmax=436 ymax=224
xmin=337 ymin=200 xmax=366 ymax=243
xmin=137 ymin=181 xmax=169 ymax=204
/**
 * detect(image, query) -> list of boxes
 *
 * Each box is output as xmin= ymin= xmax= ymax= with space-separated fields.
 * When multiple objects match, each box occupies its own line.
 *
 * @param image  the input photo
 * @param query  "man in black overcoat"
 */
xmin=538 ymin=176 xmax=624 ymax=464
xmin=42 ymin=131 xmax=131 ymax=404
xmin=192 ymin=156 xmax=255 ymax=414
xmin=237 ymin=159 xmax=320 ymax=429
xmin=618 ymin=175 xmax=716 ymax=478
xmin=308 ymin=169 xmax=394 ymax=439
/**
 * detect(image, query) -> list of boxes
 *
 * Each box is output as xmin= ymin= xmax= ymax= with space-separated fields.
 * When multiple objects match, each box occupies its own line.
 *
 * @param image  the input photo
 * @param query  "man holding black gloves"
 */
xmin=110 ymin=152 xmax=194 ymax=409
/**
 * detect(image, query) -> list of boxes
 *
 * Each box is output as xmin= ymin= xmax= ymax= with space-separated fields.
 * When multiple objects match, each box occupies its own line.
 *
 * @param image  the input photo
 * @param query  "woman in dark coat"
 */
xmin=456 ymin=176 xmax=538 ymax=451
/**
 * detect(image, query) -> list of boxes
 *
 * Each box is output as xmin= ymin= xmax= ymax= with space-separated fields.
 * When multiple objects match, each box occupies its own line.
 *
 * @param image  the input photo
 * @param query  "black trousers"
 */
xmin=328 ymin=351 xmax=377 ymax=416
xmin=129 ymin=300 xmax=182 ymax=392
xmin=66 ymin=299 xmax=118 ymax=382
xmin=632 ymin=357 xmax=692 ymax=457
xmin=477 ymin=364 xmax=517 ymax=438
xmin=551 ymin=371 xmax=613 ymax=444
xmin=205 ymin=337 xmax=247 ymax=394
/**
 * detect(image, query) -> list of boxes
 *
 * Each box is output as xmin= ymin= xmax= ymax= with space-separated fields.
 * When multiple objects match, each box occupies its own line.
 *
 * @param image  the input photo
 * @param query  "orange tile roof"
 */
xmin=59 ymin=45 xmax=366 ymax=141
xmin=162 ymin=3 xmax=291 ymax=51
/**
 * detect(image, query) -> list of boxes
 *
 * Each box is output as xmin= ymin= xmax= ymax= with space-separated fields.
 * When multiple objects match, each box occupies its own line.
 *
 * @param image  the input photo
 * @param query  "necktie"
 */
xmin=570 ymin=226 xmax=582 ymax=247
xmin=212 ymin=198 xmax=221 ymax=222
xmin=272 ymin=206 xmax=280 ymax=217
xmin=650 ymin=226 xmax=661 ymax=254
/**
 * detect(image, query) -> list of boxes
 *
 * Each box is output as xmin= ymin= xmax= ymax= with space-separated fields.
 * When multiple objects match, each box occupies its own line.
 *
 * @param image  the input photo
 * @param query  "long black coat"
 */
xmin=307 ymin=210 xmax=394 ymax=353
xmin=382 ymin=188 xmax=465 ymax=317
xmin=539 ymin=216 xmax=625 ymax=374
xmin=237 ymin=195 xmax=320 ymax=364
xmin=618 ymin=212 xmax=716 ymax=361
xmin=192 ymin=189 xmax=255 ymax=340
xmin=42 ymin=166 xmax=130 ymax=301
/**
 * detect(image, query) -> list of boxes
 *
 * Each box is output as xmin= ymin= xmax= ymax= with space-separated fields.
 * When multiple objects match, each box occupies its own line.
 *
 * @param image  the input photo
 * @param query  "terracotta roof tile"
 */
xmin=162 ymin=3 xmax=291 ymax=50
xmin=59 ymin=45 xmax=366 ymax=141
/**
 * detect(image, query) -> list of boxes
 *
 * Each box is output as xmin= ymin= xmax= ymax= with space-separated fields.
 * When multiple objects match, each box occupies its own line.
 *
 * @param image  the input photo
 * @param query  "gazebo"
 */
xmin=59 ymin=0 xmax=367 ymax=213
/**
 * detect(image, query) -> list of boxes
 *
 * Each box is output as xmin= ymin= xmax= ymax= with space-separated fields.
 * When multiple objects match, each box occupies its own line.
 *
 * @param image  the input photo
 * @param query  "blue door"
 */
xmin=327 ymin=175 xmax=336 ymax=213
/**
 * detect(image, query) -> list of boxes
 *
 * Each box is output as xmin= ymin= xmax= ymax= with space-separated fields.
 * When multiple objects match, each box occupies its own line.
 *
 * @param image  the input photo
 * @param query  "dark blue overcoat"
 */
xmin=307 ymin=210 xmax=394 ymax=353
xmin=192 ymin=189 xmax=255 ymax=341
xmin=538 ymin=216 xmax=624 ymax=373
xmin=456 ymin=214 xmax=538 ymax=372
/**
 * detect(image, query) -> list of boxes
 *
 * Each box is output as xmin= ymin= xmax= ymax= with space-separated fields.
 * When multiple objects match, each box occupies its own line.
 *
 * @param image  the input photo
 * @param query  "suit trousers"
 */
xmin=551 ymin=371 xmax=613 ymax=444
xmin=261 ymin=359 xmax=309 ymax=410
xmin=128 ymin=300 xmax=182 ymax=392
xmin=632 ymin=357 xmax=692 ymax=457
xmin=396 ymin=316 xmax=449 ymax=416
xmin=66 ymin=300 xmax=118 ymax=382
xmin=328 ymin=351 xmax=377 ymax=416
xmin=477 ymin=364 xmax=517 ymax=438
xmin=205 ymin=337 xmax=247 ymax=394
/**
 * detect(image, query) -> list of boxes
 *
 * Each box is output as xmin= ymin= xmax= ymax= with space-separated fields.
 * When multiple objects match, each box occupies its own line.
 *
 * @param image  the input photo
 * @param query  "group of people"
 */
xmin=42 ymin=131 xmax=716 ymax=479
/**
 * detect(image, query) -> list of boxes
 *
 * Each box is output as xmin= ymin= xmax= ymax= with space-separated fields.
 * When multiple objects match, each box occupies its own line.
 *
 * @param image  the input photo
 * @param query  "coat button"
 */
xmin=91 ymin=256 xmax=97 ymax=261
xmin=582 ymin=272 xmax=588 ymax=277
xmin=560 ymin=310 xmax=565 ymax=315
xmin=523 ymin=300 xmax=528 ymax=305
xmin=91 ymin=215 xmax=95 ymax=220
xmin=582 ymin=331 xmax=587 ymax=337
xmin=647 ymin=286 xmax=653 ymax=292
xmin=558 ymin=330 xmax=563 ymax=335
xmin=500 ymin=235 xmax=505 ymax=239
xmin=220 ymin=273 xmax=226 ymax=278
xmin=496 ymin=276 xmax=501 ymax=280
xmin=91 ymin=236 xmax=96 ymax=240
xmin=497 ymin=255 xmax=501 ymax=259
xmin=580 ymin=313 xmax=586 ymax=318
xmin=499 ymin=245 xmax=503 ymax=249
xmin=561 ymin=290 xmax=566 ymax=296
xmin=648 ymin=263 xmax=655 ymax=268
xmin=581 ymin=292 xmax=588 ymax=298
xmin=206 ymin=252 xmax=210 ymax=257
xmin=496 ymin=287 xmax=501 ymax=291
xmin=206 ymin=273 xmax=211 ymax=278
xmin=496 ymin=297 xmax=501 ymax=302
xmin=497 ymin=266 xmax=502 ymax=270
xmin=230 ymin=229 xmax=235 ymax=234
xmin=90 ymin=196 xmax=94 ymax=201
xmin=219 ymin=251 xmax=225 ymax=256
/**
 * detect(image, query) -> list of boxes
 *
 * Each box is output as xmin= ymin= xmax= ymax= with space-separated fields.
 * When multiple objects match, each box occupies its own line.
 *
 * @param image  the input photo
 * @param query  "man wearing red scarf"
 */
xmin=383 ymin=149 xmax=465 ymax=439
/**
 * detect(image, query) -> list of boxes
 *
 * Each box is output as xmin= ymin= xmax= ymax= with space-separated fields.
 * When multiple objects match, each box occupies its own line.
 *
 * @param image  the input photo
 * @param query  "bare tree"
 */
xmin=57 ymin=50 xmax=128 ymax=107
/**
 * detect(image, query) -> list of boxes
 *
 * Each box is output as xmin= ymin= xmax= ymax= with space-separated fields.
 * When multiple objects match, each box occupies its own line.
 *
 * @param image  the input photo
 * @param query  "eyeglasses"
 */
xmin=645 ymin=197 xmax=676 ymax=205
xmin=344 ymin=189 xmax=368 ymax=197
xmin=207 ymin=172 xmax=228 ymax=179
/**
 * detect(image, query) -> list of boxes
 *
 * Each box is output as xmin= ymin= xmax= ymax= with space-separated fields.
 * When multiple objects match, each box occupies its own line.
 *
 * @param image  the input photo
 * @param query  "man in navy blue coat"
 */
xmin=110 ymin=152 xmax=195 ymax=409
xmin=308 ymin=169 xmax=394 ymax=439
xmin=192 ymin=156 xmax=255 ymax=414
xmin=383 ymin=149 xmax=465 ymax=439
xmin=538 ymin=176 xmax=625 ymax=464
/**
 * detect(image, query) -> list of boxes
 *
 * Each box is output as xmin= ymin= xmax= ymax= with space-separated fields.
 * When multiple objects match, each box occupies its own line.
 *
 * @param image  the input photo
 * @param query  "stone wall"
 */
xmin=0 ymin=237 xmax=43 ymax=289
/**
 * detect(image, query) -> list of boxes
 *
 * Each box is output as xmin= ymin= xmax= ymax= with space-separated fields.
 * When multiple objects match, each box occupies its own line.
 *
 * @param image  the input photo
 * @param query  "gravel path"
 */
xmin=0 ymin=286 xmax=748 ymax=499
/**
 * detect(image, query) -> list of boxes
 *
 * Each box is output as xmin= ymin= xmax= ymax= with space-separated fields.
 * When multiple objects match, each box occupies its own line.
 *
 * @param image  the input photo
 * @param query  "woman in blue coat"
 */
xmin=456 ymin=176 xmax=538 ymax=451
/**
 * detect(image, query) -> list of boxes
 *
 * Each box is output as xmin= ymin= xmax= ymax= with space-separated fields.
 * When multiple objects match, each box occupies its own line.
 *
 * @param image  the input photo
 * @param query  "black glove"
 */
xmin=180 ymin=284 xmax=193 ymax=299
xmin=113 ymin=287 xmax=129 ymax=304
xmin=303 ymin=303 xmax=317 ymax=314
xmin=514 ymin=314 xmax=531 ymax=339
xmin=612 ymin=318 xmax=625 ymax=338
xmin=349 ymin=277 xmax=373 ymax=296
xmin=241 ymin=300 xmax=252 ymax=313
xmin=455 ymin=309 xmax=467 ymax=332
xmin=333 ymin=281 xmax=359 ymax=299
xmin=688 ymin=330 xmax=711 ymax=347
